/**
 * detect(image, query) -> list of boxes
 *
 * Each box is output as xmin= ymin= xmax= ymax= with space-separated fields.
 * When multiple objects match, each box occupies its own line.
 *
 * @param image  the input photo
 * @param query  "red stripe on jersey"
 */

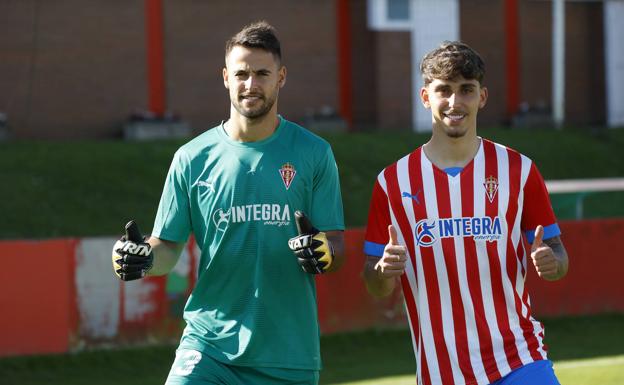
xmin=523 ymin=157 xmax=548 ymax=361
xmin=384 ymin=162 xmax=418 ymax=288
xmin=405 ymin=150 xmax=433 ymax=385
xmin=519 ymin=215 xmax=547 ymax=361
xmin=483 ymin=140 xmax=522 ymax=368
xmin=401 ymin=274 xmax=431 ymax=385
xmin=432 ymin=166 xmax=477 ymax=384
xmin=505 ymin=148 xmax=543 ymax=362
xmin=521 ymin=164 xmax=558 ymax=232
xmin=386 ymin=154 xmax=434 ymax=385
xmin=460 ymin=158 xmax=501 ymax=383
xmin=407 ymin=149 xmax=427 ymax=261
xmin=419 ymin=328 xmax=433 ymax=385
xmin=410 ymin=149 xmax=455 ymax=384
xmin=383 ymin=161 xmax=420 ymax=347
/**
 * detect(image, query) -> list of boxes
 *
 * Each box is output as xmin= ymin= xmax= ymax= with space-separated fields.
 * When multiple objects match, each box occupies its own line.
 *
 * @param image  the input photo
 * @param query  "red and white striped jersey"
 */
xmin=364 ymin=138 xmax=560 ymax=385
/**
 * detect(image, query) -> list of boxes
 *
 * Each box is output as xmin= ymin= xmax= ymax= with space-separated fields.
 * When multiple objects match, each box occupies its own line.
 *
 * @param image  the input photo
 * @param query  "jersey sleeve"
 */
xmin=521 ymin=162 xmax=561 ymax=243
xmin=310 ymin=144 xmax=345 ymax=231
xmin=364 ymin=176 xmax=391 ymax=258
xmin=152 ymin=148 xmax=192 ymax=243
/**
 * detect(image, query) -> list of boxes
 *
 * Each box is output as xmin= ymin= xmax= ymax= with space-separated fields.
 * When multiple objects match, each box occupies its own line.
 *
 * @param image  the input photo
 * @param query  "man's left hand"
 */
xmin=288 ymin=211 xmax=334 ymax=274
xmin=530 ymin=225 xmax=560 ymax=279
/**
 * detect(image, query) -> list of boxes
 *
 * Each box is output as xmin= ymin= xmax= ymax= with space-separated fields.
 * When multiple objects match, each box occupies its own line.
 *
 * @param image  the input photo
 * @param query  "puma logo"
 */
xmin=198 ymin=180 xmax=215 ymax=193
xmin=402 ymin=190 xmax=421 ymax=205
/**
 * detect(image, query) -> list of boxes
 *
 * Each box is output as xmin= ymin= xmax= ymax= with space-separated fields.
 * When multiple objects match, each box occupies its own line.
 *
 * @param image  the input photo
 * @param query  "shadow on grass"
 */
xmin=320 ymin=313 xmax=624 ymax=384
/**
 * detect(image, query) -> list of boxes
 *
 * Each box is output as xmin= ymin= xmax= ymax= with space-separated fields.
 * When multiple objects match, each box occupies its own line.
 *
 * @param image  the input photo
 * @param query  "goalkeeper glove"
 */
xmin=288 ymin=211 xmax=334 ymax=274
xmin=112 ymin=220 xmax=153 ymax=281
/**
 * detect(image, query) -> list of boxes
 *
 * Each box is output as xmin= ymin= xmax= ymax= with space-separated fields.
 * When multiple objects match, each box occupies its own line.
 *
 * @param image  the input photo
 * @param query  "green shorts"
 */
xmin=165 ymin=349 xmax=320 ymax=385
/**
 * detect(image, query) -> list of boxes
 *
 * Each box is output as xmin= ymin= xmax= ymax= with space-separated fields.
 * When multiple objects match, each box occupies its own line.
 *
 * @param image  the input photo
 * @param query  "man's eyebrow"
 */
xmin=433 ymin=84 xmax=451 ymax=91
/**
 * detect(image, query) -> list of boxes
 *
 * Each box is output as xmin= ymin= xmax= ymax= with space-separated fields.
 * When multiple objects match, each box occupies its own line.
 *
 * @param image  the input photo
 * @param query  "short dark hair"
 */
xmin=420 ymin=41 xmax=485 ymax=85
xmin=225 ymin=21 xmax=282 ymax=63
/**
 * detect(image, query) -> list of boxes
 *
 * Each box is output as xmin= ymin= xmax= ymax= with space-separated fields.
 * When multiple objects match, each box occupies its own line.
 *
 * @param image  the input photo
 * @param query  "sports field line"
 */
xmin=554 ymin=354 xmax=624 ymax=369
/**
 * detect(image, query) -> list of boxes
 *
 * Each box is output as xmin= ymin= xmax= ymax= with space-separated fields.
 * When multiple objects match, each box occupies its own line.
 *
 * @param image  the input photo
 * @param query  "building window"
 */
xmin=387 ymin=0 xmax=410 ymax=21
xmin=368 ymin=0 xmax=412 ymax=31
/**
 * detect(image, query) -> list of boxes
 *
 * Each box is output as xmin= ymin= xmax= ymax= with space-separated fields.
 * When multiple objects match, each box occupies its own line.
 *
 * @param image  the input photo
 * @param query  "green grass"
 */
xmin=0 ymin=140 xmax=183 ymax=239
xmin=1 ymin=314 xmax=622 ymax=385
xmin=555 ymin=355 xmax=624 ymax=385
xmin=1 ymin=127 xmax=624 ymax=239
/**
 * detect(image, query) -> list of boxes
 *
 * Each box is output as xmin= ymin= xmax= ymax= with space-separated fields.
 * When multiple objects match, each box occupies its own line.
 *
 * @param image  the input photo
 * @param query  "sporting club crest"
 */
xmin=279 ymin=162 xmax=296 ymax=190
xmin=484 ymin=175 xmax=499 ymax=203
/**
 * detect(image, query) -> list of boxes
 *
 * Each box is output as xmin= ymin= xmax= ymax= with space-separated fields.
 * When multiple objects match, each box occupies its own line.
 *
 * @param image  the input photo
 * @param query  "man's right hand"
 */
xmin=375 ymin=225 xmax=407 ymax=279
xmin=111 ymin=221 xmax=153 ymax=281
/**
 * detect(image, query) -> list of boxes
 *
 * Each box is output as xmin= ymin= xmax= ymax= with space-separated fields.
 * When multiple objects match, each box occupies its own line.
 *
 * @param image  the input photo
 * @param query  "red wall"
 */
xmin=316 ymin=230 xmax=406 ymax=334
xmin=0 ymin=239 xmax=78 ymax=356
xmin=1 ymin=219 xmax=622 ymax=357
xmin=526 ymin=219 xmax=624 ymax=316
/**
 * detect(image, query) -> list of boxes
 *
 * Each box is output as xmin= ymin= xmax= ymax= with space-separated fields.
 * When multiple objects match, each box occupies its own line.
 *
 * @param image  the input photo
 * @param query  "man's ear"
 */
xmin=278 ymin=66 xmax=287 ymax=88
xmin=420 ymin=87 xmax=431 ymax=108
xmin=223 ymin=67 xmax=229 ymax=89
xmin=479 ymin=86 xmax=488 ymax=109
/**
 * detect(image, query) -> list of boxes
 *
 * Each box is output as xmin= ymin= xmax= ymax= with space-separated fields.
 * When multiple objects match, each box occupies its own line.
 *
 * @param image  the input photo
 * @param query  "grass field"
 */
xmin=1 ymin=127 xmax=623 ymax=239
xmin=1 ymin=314 xmax=622 ymax=385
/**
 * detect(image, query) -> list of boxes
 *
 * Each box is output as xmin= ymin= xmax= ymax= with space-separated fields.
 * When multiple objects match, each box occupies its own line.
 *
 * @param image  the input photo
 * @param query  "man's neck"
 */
xmin=423 ymin=131 xmax=481 ymax=170
xmin=224 ymin=110 xmax=280 ymax=142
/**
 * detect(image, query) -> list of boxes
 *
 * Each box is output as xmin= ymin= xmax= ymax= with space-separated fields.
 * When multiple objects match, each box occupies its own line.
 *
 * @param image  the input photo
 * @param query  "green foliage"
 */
xmin=1 ymin=127 xmax=623 ymax=239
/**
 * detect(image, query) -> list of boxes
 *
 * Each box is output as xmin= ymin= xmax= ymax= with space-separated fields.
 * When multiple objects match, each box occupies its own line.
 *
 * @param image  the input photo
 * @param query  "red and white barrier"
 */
xmin=1 ymin=219 xmax=623 ymax=357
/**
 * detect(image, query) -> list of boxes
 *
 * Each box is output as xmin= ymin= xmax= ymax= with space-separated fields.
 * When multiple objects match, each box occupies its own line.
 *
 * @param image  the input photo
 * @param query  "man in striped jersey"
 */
xmin=363 ymin=41 xmax=569 ymax=385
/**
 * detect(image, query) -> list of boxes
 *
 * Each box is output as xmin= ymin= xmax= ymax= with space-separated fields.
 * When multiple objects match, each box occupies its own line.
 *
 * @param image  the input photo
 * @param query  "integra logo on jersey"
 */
xmin=212 ymin=204 xmax=291 ymax=231
xmin=415 ymin=216 xmax=503 ymax=246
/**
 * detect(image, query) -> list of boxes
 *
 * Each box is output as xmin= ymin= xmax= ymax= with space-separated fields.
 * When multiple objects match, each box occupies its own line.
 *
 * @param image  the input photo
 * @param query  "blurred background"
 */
xmin=1 ymin=0 xmax=623 ymax=384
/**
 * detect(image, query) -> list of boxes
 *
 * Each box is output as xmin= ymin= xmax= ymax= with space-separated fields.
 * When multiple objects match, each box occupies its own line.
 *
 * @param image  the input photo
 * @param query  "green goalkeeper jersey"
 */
xmin=152 ymin=116 xmax=344 ymax=370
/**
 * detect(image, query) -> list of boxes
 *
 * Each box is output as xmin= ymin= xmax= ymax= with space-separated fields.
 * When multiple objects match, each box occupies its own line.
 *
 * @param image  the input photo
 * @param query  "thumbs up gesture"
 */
xmin=112 ymin=221 xmax=154 ymax=281
xmin=288 ymin=211 xmax=334 ymax=274
xmin=530 ymin=225 xmax=559 ymax=280
xmin=375 ymin=225 xmax=407 ymax=278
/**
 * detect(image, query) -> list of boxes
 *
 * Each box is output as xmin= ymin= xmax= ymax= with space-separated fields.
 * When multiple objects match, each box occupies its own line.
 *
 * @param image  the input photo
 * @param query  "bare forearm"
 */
xmin=363 ymin=258 xmax=396 ymax=297
xmin=147 ymin=237 xmax=184 ymax=276
xmin=543 ymin=237 xmax=569 ymax=281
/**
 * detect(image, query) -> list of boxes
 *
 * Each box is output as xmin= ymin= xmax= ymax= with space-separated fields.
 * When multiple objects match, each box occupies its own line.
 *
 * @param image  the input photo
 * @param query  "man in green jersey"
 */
xmin=111 ymin=21 xmax=345 ymax=385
